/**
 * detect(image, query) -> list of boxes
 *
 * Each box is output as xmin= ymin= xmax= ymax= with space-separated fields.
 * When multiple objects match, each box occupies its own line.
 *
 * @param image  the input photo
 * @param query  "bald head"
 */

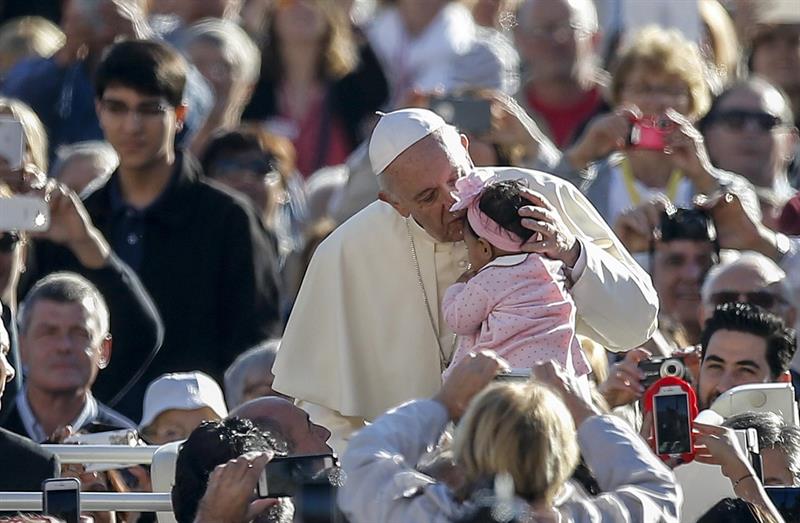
xmin=229 ymin=397 xmax=332 ymax=455
xmin=701 ymin=253 xmax=796 ymax=326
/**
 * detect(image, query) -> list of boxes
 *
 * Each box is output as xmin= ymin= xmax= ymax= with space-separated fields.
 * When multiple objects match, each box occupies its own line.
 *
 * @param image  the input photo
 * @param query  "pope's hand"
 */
xmin=518 ymin=188 xmax=580 ymax=267
xmin=434 ymin=351 xmax=509 ymax=421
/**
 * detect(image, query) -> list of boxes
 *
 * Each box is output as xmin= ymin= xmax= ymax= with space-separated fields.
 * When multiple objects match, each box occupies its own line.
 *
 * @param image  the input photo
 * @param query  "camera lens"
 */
xmin=660 ymin=359 xmax=684 ymax=378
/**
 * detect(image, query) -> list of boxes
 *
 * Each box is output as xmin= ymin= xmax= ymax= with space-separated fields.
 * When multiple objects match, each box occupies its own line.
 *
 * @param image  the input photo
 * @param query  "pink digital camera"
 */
xmin=628 ymin=116 xmax=674 ymax=150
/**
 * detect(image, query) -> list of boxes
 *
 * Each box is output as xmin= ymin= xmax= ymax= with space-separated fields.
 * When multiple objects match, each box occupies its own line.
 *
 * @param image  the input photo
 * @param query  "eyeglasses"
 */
xmin=709 ymin=290 xmax=788 ymax=310
xmin=707 ymin=109 xmax=784 ymax=133
xmin=518 ymin=23 xmax=584 ymax=42
xmin=99 ymin=99 xmax=171 ymax=121
xmin=0 ymin=232 xmax=20 ymax=253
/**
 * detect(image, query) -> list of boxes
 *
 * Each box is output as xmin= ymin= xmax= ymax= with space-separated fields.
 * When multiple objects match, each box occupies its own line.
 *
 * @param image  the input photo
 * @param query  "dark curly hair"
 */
xmin=171 ymin=417 xmax=288 ymax=523
xmin=465 ymin=180 xmax=534 ymax=244
xmin=700 ymin=302 xmax=797 ymax=379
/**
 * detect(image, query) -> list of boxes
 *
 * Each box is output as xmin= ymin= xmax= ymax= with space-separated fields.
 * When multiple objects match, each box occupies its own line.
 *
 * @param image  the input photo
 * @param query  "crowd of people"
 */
xmin=0 ymin=0 xmax=799 ymax=521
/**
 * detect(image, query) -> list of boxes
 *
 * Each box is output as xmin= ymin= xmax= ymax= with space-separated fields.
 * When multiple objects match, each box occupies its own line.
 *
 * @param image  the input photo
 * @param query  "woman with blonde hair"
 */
xmin=0 ymin=96 xmax=48 ymax=194
xmin=242 ymin=0 xmax=387 ymax=178
xmin=339 ymin=354 xmax=680 ymax=522
xmin=554 ymin=25 xmax=757 ymax=226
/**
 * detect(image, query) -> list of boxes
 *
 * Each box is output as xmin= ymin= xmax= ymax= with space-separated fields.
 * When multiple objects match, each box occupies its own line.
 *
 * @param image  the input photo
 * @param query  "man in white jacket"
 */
xmin=272 ymin=108 xmax=660 ymax=451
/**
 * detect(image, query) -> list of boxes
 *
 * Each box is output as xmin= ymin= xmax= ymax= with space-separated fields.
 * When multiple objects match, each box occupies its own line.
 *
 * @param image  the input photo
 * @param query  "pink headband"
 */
xmin=450 ymin=170 xmax=524 ymax=252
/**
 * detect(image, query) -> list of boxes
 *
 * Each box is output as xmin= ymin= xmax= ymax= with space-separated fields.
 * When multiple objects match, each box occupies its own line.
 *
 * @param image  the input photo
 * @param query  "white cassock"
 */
xmin=273 ymin=167 xmax=659 ymax=452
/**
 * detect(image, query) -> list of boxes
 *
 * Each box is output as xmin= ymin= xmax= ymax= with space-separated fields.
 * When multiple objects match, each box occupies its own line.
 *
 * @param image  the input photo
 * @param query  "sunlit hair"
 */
xmin=261 ymin=0 xmax=357 ymax=83
xmin=0 ymin=96 xmax=48 ymax=173
xmin=0 ymin=16 xmax=64 ymax=73
xmin=699 ymin=0 xmax=740 ymax=89
xmin=611 ymin=25 xmax=712 ymax=120
xmin=453 ymin=382 xmax=579 ymax=504
xmin=180 ymin=17 xmax=261 ymax=86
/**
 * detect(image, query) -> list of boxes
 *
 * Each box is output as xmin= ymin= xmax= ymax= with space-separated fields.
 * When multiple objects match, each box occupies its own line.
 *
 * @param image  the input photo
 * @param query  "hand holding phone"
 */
xmin=257 ymin=454 xmax=339 ymax=498
xmin=42 ymin=478 xmax=81 ymax=523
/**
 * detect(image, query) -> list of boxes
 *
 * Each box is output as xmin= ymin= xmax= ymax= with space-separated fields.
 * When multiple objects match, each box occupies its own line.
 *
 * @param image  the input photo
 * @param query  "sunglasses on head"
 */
xmin=709 ymin=290 xmax=787 ymax=310
xmin=0 ymin=232 xmax=20 ymax=253
xmin=709 ymin=109 xmax=784 ymax=132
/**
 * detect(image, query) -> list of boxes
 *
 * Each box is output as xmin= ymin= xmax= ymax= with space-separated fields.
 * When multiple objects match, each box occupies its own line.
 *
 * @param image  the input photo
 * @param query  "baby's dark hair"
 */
xmin=465 ymin=180 xmax=534 ymax=242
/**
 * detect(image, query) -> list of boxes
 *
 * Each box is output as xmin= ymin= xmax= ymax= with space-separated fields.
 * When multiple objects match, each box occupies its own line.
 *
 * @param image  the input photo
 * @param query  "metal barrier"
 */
xmin=41 ymin=445 xmax=159 ymax=465
xmin=0 ymin=443 xmax=180 ymax=522
xmin=0 ymin=493 xmax=172 ymax=512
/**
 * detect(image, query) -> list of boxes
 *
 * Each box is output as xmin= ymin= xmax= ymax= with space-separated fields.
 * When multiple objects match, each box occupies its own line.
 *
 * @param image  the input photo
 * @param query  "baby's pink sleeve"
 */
xmin=442 ymin=281 xmax=491 ymax=335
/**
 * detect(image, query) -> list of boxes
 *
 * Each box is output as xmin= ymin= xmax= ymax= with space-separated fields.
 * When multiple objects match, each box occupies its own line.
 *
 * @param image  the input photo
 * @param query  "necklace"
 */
xmin=621 ymin=157 xmax=683 ymax=205
xmin=406 ymin=219 xmax=457 ymax=372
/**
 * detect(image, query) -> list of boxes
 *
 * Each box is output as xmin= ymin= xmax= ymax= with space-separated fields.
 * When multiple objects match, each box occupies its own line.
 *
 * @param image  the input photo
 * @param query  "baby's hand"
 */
xmin=456 ymin=269 xmax=476 ymax=283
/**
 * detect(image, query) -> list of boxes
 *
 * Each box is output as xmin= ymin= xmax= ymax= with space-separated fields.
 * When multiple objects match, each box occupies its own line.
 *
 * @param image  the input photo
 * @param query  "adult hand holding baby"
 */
xmin=518 ymin=188 xmax=581 ymax=267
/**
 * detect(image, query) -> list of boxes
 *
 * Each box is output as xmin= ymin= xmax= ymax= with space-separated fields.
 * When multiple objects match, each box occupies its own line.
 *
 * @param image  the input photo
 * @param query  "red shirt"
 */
xmin=526 ymin=85 xmax=602 ymax=149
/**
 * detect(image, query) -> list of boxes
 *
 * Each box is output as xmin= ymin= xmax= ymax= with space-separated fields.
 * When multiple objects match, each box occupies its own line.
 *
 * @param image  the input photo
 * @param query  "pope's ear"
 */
xmin=378 ymin=190 xmax=411 ymax=217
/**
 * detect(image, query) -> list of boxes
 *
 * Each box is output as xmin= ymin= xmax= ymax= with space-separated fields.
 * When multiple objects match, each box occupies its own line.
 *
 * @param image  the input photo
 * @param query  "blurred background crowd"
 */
xmin=0 ymin=0 xmax=799 ymax=522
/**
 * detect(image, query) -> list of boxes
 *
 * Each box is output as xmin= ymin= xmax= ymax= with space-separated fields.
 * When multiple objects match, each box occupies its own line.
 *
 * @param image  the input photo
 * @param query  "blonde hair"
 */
xmin=0 ymin=16 xmax=64 ymax=77
xmin=612 ymin=26 xmax=712 ymax=120
xmin=0 ymin=97 xmax=49 ymax=173
xmin=453 ymin=382 xmax=579 ymax=504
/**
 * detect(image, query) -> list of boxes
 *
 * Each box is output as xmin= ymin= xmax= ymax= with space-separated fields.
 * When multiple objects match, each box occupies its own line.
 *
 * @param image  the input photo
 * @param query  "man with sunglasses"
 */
xmin=702 ymin=78 xmax=798 ymax=225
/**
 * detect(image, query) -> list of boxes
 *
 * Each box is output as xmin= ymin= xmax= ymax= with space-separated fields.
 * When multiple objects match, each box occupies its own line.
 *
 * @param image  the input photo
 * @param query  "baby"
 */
xmin=442 ymin=170 xmax=590 ymax=379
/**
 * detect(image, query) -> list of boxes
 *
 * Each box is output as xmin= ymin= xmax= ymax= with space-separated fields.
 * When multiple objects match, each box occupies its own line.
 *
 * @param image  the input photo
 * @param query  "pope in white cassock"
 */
xmin=272 ymin=108 xmax=660 ymax=452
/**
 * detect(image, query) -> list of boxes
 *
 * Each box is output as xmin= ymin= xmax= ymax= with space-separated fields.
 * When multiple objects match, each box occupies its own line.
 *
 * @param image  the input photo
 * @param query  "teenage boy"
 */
xmin=30 ymin=40 xmax=281 ymax=417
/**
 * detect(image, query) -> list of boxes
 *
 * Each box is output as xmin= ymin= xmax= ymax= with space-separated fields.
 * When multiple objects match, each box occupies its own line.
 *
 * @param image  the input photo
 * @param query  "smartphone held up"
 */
xmin=0 ymin=195 xmax=50 ymax=232
xmin=42 ymin=478 xmax=81 ymax=523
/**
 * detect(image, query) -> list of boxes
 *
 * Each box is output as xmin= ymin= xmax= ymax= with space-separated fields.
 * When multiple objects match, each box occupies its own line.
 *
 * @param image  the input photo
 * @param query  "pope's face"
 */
xmin=380 ymin=132 xmax=471 ymax=243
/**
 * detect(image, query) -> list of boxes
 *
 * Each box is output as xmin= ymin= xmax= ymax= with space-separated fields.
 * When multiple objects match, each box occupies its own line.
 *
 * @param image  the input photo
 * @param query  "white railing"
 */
xmin=41 ymin=444 xmax=159 ymax=464
xmin=0 ymin=443 xmax=179 ymax=521
xmin=0 ymin=493 xmax=172 ymax=512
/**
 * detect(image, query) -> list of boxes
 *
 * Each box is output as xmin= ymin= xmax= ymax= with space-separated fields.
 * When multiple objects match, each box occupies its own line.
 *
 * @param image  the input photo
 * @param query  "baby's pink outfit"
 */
xmin=442 ymin=253 xmax=590 ymax=379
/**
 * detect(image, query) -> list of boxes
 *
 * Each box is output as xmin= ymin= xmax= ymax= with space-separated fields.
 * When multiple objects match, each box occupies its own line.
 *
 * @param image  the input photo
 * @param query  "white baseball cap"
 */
xmin=368 ymin=108 xmax=446 ymax=175
xmin=139 ymin=371 xmax=228 ymax=429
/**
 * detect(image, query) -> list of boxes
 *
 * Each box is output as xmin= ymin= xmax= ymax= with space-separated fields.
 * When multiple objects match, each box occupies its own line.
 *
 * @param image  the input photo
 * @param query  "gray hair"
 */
xmin=724 ymin=411 xmax=800 ymax=484
xmin=179 ymin=17 xmax=261 ymax=86
xmin=223 ymin=339 xmax=280 ymax=409
xmin=517 ymin=0 xmax=599 ymax=34
xmin=701 ymin=252 xmax=793 ymax=306
xmin=52 ymin=140 xmax=119 ymax=179
xmin=18 ymin=272 xmax=110 ymax=343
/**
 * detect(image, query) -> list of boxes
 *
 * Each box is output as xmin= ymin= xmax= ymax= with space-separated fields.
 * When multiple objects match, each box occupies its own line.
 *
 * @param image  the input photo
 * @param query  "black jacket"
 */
xmin=17 ymin=253 xmax=164 ymax=414
xmin=28 ymin=152 xmax=282 ymax=418
xmin=0 ymin=427 xmax=59 ymax=491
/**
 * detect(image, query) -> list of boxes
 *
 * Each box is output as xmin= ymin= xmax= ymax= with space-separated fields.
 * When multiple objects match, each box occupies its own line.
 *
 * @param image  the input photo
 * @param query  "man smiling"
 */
xmin=698 ymin=302 xmax=796 ymax=410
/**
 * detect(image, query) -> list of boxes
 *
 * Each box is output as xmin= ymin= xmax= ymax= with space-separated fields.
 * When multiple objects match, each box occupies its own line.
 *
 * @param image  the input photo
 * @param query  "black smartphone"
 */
xmin=257 ymin=454 xmax=338 ymax=498
xmin=766 ymin=487 xmax=800 ymax=522
xmin=42 ymin=478 xmax=81 ymax=523
xmin=429 ymin=95 xmax=492 ymax=135
xmin=652 ymin=386 xmax=693 ymax=456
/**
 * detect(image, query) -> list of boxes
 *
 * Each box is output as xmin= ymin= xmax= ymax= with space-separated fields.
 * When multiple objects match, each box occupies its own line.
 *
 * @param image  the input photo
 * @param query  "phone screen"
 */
xmin=766 ymin=487 xmax=800 ymax=521
xmin=45 ymin=489 xmax=80 ymax=523
xmin=653 ymin=392 xmax=692 ymax=455
xmin=258 ymin=455 xmax=337 ymax=498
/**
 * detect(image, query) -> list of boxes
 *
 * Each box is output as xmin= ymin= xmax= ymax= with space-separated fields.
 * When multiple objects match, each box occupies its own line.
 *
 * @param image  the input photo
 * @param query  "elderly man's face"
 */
xmin=701 ymin=265 xmax=796 ymax=327
xmin=704 ymin=86 xmax=796 ymax=189
xmin=697 ymin=329 xmax=774 ymax=410
xmin=751 ymin=26 xmax=800 ymax=95
xmin=514 ymin=0 xmax=594 ymax=83
xmin=20 ymin=299 xmax=109 ymax=396
xmin=380 ymin=133 xmax=471 ymax=243
xmin=652 ymin=240 xmax=716 ymax=329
